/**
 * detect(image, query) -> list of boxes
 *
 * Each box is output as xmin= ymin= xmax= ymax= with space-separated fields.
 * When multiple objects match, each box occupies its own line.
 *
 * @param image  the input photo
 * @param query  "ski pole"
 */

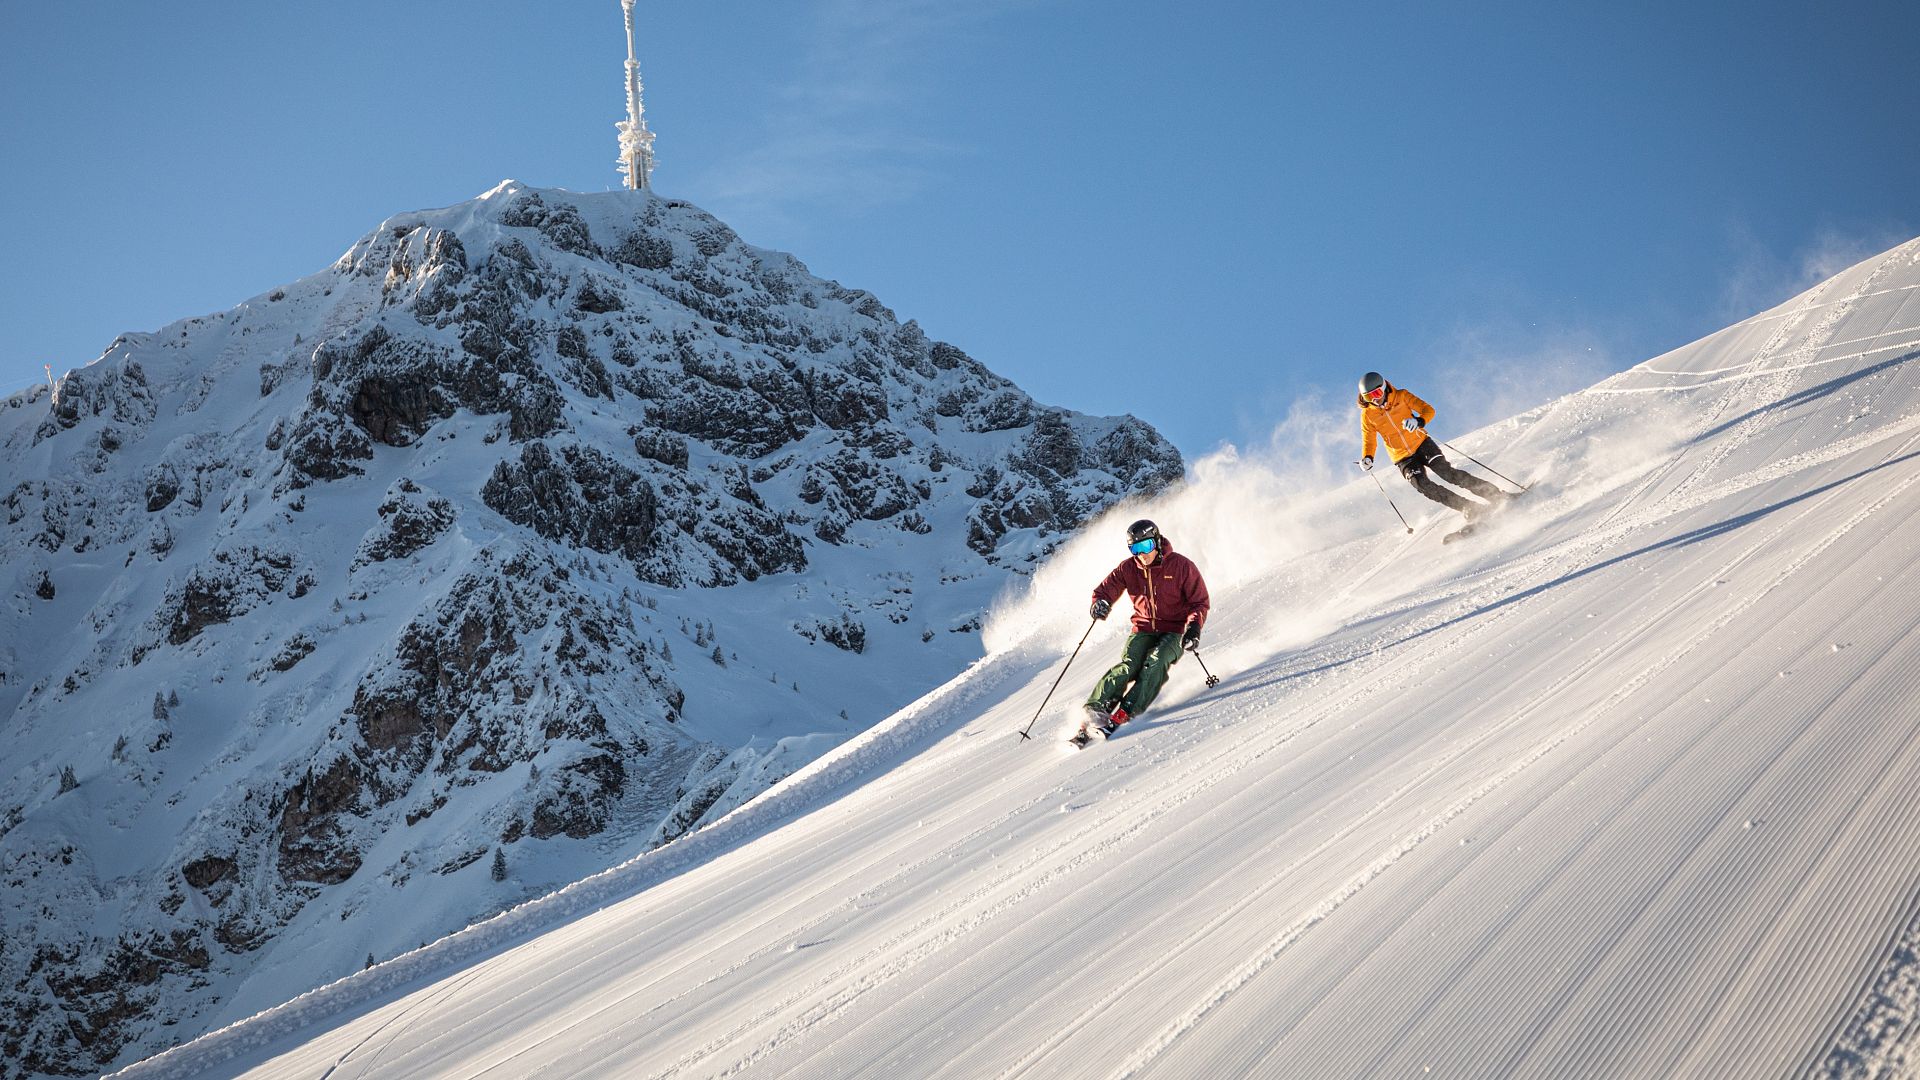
xmin=1437 ymin=439 xmax=1528 ymax=492
xmin=1018 ymin=618 xmax=1098 ymax=741
xmin=1358 ymin=461 xmax=1413 ymax=534
xmin=1187 ymin=642 xmax=1221 ymax=687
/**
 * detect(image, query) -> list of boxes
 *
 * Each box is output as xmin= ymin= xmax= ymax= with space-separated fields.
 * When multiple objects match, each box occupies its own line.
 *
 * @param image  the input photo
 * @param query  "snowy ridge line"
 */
xmin=1616 ymin=263 xmax=1841 ymax=382
xmin=1710 ymin=269 xmax=1920 ymax=333
xmin=1739 ymin=279 xmax=1920 ymax=328
xmin=109 ymin=651 xmax=1017 ymax=1080
xmin=1614 ymin=246 xmax=1906 ymax=520
xmin=1642 ymin=322 xmax=1920 ymax=378
xmin=1581 ymin=243 xmax=1903 ymax=526
xmin=1749 ymin=242 xmax=1911 ymax=384
xmin=1596 ymin=338 xmax=1920 ymax=394
xmin=1113 ymin=459 xmax=1920 ymax=1079
xmin=1620 ymin=270 xmax=1920 ymax=383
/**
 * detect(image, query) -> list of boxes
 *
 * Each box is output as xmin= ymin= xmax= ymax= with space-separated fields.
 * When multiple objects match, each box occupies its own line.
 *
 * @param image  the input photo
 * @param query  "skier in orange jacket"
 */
xmin=1358 ymin=371 xmax=1509 ymax=521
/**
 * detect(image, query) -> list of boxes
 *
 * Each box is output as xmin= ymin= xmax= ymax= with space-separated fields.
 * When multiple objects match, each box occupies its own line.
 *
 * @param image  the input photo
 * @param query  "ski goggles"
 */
xmin=1128 ymin=537 xmax=1158 ymax=556
xmin=1364 ymin=386 xmax=1386 ymax=403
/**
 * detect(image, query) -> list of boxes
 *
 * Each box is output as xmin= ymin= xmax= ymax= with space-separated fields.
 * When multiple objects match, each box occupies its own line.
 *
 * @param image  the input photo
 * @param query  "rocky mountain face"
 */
xmin=0 ymin=182 xmax=1181 ymax=1077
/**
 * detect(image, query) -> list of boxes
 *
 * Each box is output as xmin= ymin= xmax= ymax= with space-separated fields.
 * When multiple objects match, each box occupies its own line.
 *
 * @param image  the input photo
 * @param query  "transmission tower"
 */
xmin=616 ymin=0 xmax=658 ymax=191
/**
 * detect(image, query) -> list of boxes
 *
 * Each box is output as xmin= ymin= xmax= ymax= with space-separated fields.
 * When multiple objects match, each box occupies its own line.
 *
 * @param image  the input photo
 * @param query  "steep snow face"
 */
xmin=0 ymin=183 xmax=1180 ymax=1077
xmin=109 ymin=237 xmax=1920 ymax=1080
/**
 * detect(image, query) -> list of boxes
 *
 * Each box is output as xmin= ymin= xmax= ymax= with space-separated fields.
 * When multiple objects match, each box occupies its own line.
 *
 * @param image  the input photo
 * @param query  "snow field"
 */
xmin=118 ymin=239 xmax=1920 ymax=1078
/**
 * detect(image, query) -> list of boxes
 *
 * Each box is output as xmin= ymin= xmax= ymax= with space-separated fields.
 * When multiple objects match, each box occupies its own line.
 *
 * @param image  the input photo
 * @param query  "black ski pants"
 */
xmin=1396 ymin=437 xmax=1502 ymax=513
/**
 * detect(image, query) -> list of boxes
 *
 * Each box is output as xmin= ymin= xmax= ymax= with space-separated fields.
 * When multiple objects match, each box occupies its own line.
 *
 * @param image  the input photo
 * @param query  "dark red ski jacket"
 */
xmin=1090 ymin=539 xmax=1210 ymax=636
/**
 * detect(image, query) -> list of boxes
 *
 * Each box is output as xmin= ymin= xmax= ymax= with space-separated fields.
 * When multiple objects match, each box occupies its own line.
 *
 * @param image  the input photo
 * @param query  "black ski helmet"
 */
xmin=1126 ymin=519 xmax=1160 ymax=544
xmin=1359 ymin=371 xmax=1386 ymax=401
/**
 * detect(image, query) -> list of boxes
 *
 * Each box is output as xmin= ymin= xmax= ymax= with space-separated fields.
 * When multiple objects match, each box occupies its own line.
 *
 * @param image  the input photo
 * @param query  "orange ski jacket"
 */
xmin=1359 ymin=383 xmax=1436 ymax=463
xmin=1091 ymin=538 xmax=1210 ymax=635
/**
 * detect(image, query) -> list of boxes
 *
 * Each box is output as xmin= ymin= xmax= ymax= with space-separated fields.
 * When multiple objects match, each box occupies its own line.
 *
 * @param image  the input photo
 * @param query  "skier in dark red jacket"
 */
xmin=1077 ymin=519 xmax=1211 ymax=744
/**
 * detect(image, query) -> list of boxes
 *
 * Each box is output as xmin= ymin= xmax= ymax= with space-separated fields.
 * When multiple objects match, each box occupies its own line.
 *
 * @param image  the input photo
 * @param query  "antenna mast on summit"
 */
xmin=616 ymin=0 xmax=657 ymax=191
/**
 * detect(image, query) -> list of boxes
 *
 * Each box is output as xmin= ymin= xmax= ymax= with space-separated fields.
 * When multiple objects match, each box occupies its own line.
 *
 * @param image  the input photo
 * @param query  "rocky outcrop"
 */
xmin=352 ymin=479 xmax=455 ymax=567
xmin=481 ymin=442 xmax=662 ymax=565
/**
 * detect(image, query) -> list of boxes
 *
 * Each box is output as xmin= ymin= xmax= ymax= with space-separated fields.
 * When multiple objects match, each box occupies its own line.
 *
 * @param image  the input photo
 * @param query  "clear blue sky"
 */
xmin=3 ymin=0 xmax=1916 ymax=457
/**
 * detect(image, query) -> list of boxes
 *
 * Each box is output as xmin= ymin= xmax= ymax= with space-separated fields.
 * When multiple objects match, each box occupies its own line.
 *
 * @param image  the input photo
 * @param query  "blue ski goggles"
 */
xmin=1128 ymin=537 xmax=1158 ymax=556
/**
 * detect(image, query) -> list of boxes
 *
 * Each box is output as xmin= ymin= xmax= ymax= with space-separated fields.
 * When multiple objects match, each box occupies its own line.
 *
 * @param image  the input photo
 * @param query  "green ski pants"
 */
xmin=1086 ymin=631 xmax=1184 ymax=716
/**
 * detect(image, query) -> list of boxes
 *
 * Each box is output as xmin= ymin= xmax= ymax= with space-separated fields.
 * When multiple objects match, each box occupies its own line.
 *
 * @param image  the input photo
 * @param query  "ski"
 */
xmin=1445 ymin=490 xmax=1522 ymax=544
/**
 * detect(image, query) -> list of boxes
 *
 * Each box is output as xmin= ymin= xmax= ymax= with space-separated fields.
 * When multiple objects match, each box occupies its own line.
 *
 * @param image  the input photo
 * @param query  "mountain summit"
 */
xmin=0 ymin=182 xmax=1181 ymax=1076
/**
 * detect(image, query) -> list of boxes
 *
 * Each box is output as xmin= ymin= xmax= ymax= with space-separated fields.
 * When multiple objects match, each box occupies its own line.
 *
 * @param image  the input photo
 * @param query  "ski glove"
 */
xmin=1091 ymin=598 xmax=1111 ymax=621
xmin=1360 ymin=456 xmax=1374 ymax=471
xmin=1182 ymin=621 xmax=1201 ymax=649
xmin=1402 ymin=416 xmax=1424 ymax=432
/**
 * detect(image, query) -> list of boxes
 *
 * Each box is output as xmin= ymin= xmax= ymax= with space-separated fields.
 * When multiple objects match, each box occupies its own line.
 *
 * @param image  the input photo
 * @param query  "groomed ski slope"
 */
xmin=120 ymin=239 xmax=1920 ymax=1079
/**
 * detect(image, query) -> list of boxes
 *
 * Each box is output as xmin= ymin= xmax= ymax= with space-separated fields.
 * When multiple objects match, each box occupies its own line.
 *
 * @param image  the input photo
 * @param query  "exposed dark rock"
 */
xmin=482 ymin=442 xmax=660 ymax=567
xmin=611 ymin=228 xmax=675 ymax=270
xmin=499 ymin=191 xmax=597 ymax=258
xmin=161 ymin=545 xmax=298 ymax=647
xmin=633 ymin=428 xmax=689 ymax=468
xmin=277 ymin=756 xmax=367 ymax=884
xmin=270 ymin=632 xmax=316 ymax=673
xmin=283 ymin=411 xmax=375 ymax=484
xmin=819 ymin=612 xmax=867 ymax=653
xmin=181 ymin=855 xmax=236 ymax=892
xmin=145 ymin=465 xmax=181 ymax=512
xmin=1017 ymin=412 xmax=1084 ymax=478
xmin=353 ymin=479 xmax=455 ymax=566
xmin=556 ymin=326 xmax=614 ymax=400
xmin=38 ymin=359 xmax=156 ymax=441
xmin=410 ymin=228 xmax=469 ymax=319
xmin=573 ymin=275 xmax=625 ymax=314
xmin=530 ymin=750 xmax=627 ymax=840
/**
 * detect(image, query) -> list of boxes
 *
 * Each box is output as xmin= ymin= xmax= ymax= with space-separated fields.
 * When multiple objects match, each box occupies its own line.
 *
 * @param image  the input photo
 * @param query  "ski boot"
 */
xmin=1071 ymin=703 xmax=1116 ymax=748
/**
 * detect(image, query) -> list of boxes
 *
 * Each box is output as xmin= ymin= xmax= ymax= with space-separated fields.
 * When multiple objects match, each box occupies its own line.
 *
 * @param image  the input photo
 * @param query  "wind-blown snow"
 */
xmin=117 ymin=238 xmax=1920 ymax=1078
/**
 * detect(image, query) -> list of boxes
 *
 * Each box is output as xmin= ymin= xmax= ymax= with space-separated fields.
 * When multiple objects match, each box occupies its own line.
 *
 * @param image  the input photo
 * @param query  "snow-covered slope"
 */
xmin=112 ymin=236 xmax=1920 ymax=1077
xmin=0 ymin=183 xmax=1183 ymax=1077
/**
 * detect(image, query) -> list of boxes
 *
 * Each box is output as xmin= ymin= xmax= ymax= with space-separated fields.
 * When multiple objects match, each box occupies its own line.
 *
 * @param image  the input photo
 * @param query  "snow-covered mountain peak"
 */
xmin=0 ymin=183 xmax=1181 ymax=1077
